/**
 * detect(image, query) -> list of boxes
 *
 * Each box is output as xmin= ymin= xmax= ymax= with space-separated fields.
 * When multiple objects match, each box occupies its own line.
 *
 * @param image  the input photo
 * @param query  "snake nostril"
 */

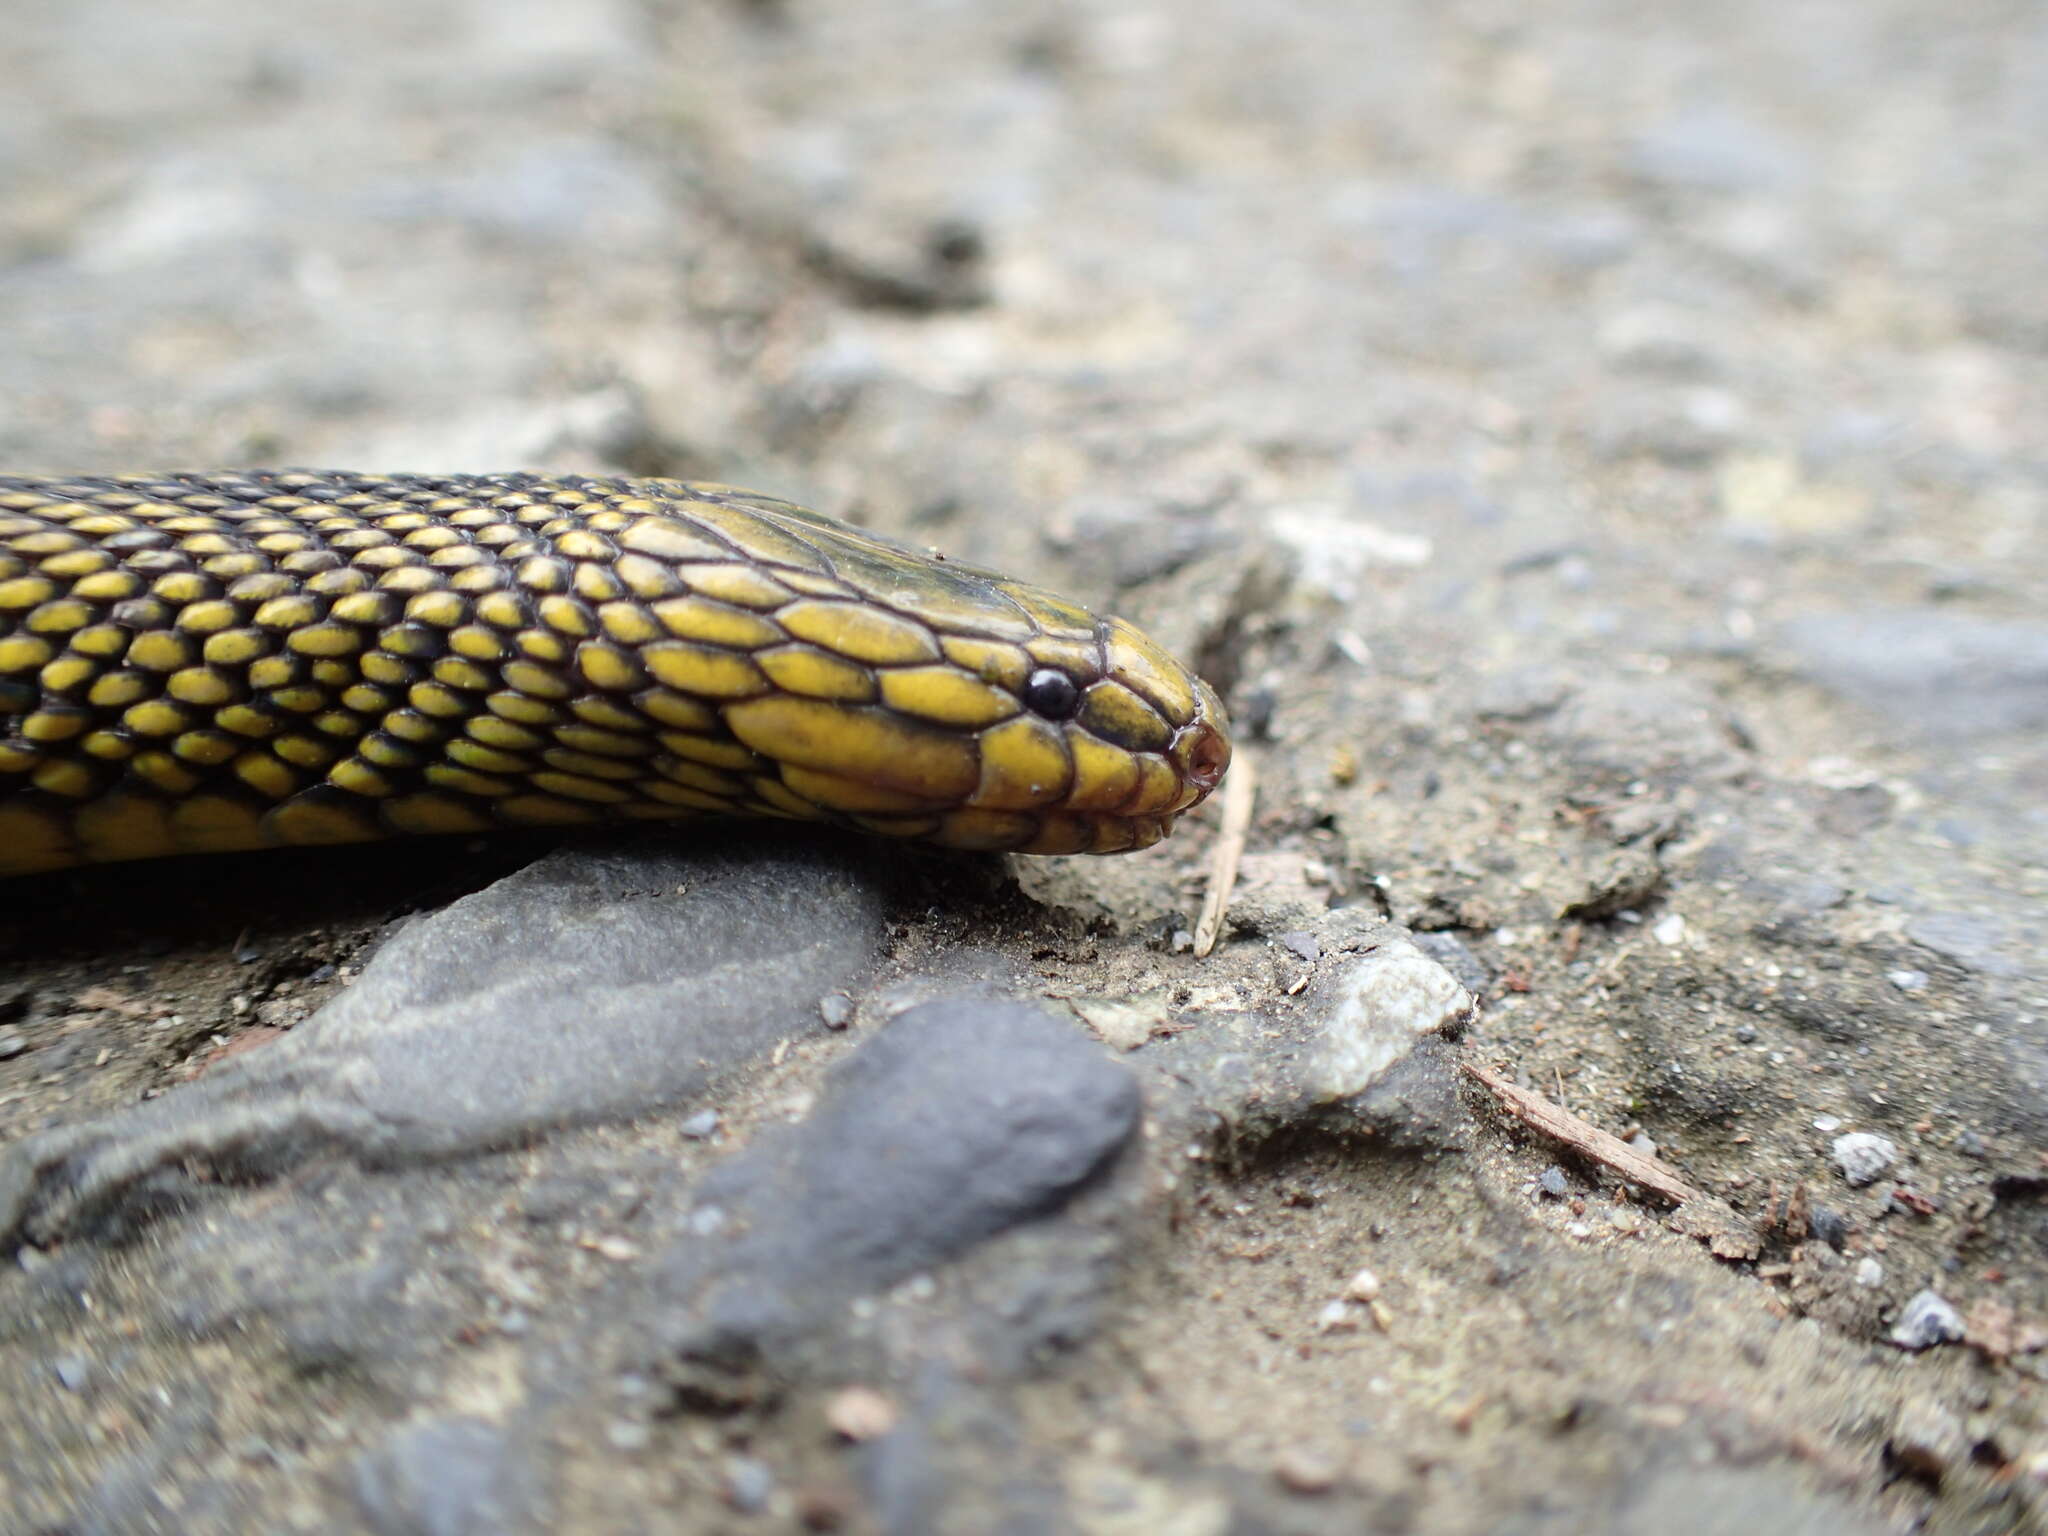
xmin=1181 ymin=720 xmax=1230 ymax=793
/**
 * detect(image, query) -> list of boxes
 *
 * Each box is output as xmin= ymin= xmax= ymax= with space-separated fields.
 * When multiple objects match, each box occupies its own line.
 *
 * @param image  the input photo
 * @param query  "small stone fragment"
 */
xmin=1272 ymin=1446 xmax=1340 ymax=1494
xmin=1853 ymin=1257 xmax=1884 ymax=1288
xmin=679 ymin=1110 xmax=721 ymax=1140
xmin=819 ymin=993 xmax=855 ymax=1030
xmin=1537 ymin=1166 xmax=1570 ymax=1199
xmin=1831 ymin=1132 xmax=1897 ymax=1187
xmin=1317 ymin=1299 xmax=1358 ymax=1333
xmin=724 ymin=1456 xmax=776 ymax=1512
xmin=51 ymin=1355 xmax=90 ymax=1391
xmin=1962 ymin=1299 xmax=2017 ymax=1360
xmin=1651 ymin=914 xmax=1686 ymax=945
xmin=1344 ymin=1268 xmax=1381 ymax=1302
xmin=1280 ymin=931 xmax=1321 ymax=964
xmin=1886 ymin=970 xmax=1929 ymax=993
xmin=1889 ymin=1395 xmax=1966 ymax=1482
xmin=825 ymin=1386 xmax=897 ymax=1442
xmin=1890 ymin=1289 xmax=1965 ymax=1350
xmin=0 ymin=1028 xmax=28 ymax=1061
xmin=607 ymin=1419 xmax=652 ymax=1452
xmin=1806 ymin=1206 xmax=1850 ymax=1248
xmin=1308 ymin=942 xmax=1472 ymax=1101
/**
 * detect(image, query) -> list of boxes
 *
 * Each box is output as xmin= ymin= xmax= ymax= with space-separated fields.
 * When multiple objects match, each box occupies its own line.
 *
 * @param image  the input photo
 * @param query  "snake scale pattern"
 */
xmin=0 ymin=471 xmax=1230 ymax=878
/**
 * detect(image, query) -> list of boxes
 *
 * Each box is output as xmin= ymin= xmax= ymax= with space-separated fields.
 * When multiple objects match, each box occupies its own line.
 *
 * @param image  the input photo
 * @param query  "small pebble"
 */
xmin=1272 ymin=1447 xmax=1340 ymax=1495
xmin=1886 ymin=969 xmax=1929 ymax=992
xmin=818 ymin=993 xmax=854 ymax=1030
xmin=51 ymin=1355 xmax=90 ymax=1391
xmin=1317 ymin=1300 xmax=1358 ymax=1333
xmin=724 ymin=1456 xmax=776 ymax=1513
xmin=1733 ymin=1023 xmax=1757 ymax=1043
xmin=1889 ymin=1289 xmax=1965 ymax=1350
xmin=1812 ymin=1114 xmax=1843 ymax=1133
xmin=679 ymin=1109 xmax=721 ymax=1140
xmin=0 ymin=1028 xmax=27 ymax=1060
xmin=1806 ymin=1206 xmax=1850 ymax=1248
xmin=1853 ymin=1257 xmax=1884 ymax=1288
xmin=1537 ymin=1167 xmax=1570 ymax=1199
xmin=1280 ymin=931 xmax=1321 ymax=964
xmin=1624 ymin=1128 xmax=1659 ymax=1158
xmin=1831 ymin=1131 xmax=1898 ymax=1187
xmin=1343 ymin=1268 xmax=1381 ymax=1302
xmin=825 ymin=1386 xmax=897 ymax=1442
xmin=606 ymin=1419 xmax=652 ymax=1452
xmin=1651 ymin=914 xmax=1686 ymax=945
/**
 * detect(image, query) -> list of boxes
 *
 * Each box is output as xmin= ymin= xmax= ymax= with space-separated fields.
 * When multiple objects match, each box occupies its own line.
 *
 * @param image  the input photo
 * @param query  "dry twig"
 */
xmin=1192 ymin=751 xmax=1256 ymax=958
xmin=1462 ymin=1058 xmax=1705 ymax=1207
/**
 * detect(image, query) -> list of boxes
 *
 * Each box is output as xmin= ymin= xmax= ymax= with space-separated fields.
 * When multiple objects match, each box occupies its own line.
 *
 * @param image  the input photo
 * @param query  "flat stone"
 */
xmin=0 ymin=833 xmax=889 ymax=1248
xmin=1906 ymin=911 xmax=2019 ymax=977
xmin=1779 ymin=609 xmax=2048 ymax=740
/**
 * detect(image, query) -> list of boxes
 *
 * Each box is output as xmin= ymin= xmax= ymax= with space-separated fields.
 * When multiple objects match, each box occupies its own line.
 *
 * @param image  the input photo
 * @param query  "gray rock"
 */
xmin=0 ymin=833 xmax=889 ymax=1248
xmin=0 ymin=1028 xmax=27 ymax=1061
xmin=1907 ymin=911 xmax=2019 ymax=978
xmin=1830 ymin=1132 xmax=1898 ymax=1188
xmin=1806 ymin=1206 xmax=1851 ymax=1248
xmin=1779 ymin=610 xmax=2048 ymax=739
xmin=354 ymin=1416 xmax=522 ymax=1536
xmin=664 ymin=999 xmax=1140 ymax=1351
xmin=1889 ymin=1289 xmax=1966 ymax=1350
xmin=1539 ymin=677 xmax=1749 ymax=783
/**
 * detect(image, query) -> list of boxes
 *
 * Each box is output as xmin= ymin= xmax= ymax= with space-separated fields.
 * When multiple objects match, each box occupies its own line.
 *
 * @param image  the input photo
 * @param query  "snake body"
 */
xmin=0 ymin=472 xmax=1229 ymax=877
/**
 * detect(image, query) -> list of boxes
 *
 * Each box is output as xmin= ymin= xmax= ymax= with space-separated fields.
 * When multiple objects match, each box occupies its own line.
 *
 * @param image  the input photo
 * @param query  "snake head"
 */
xmin=687 ymin=493 xmax=1232 ymax=855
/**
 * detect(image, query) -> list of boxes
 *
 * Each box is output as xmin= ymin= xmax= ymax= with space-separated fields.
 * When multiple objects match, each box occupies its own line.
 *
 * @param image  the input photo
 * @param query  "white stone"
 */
xmin=1832 ymin=1131 xmax=1898 ymax=1187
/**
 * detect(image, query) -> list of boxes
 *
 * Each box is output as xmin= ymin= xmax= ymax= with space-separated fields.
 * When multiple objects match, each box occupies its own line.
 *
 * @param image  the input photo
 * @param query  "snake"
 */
xmin=0 ymin=471 xmax=1230 ymax=878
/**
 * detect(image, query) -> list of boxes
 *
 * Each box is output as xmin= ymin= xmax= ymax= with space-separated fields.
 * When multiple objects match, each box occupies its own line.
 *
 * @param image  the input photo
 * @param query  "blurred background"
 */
xmin=4 ymin=0 xmax=2044 ymax=1527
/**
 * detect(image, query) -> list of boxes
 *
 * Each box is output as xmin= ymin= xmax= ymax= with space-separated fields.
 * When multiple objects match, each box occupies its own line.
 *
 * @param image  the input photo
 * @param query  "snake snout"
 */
xmin=1177 ymin=716 xmax=1230 ymax=796
xmin=1166 ymin=677 xmax=1231 ymax=811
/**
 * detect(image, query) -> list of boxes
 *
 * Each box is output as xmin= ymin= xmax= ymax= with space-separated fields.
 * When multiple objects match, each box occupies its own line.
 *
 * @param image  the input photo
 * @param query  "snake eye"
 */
xmin=1022 ymin=668 xmax=1081 ymax=721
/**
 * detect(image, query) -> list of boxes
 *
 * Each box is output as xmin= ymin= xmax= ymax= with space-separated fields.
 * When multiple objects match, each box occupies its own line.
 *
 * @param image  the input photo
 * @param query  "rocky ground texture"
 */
xmin=2 ymin=1 xmax=2044 ymax=1532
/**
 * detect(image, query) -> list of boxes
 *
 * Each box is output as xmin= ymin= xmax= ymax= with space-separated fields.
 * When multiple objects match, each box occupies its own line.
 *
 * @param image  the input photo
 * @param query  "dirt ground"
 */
xmin=2 ymin=2 xmax=2044 ymax=1532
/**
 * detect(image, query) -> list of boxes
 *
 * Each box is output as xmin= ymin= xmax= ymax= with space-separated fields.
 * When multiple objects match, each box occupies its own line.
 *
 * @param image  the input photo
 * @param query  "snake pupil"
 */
xmin=1022 ymin=668 xmax=1081 ymax=721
